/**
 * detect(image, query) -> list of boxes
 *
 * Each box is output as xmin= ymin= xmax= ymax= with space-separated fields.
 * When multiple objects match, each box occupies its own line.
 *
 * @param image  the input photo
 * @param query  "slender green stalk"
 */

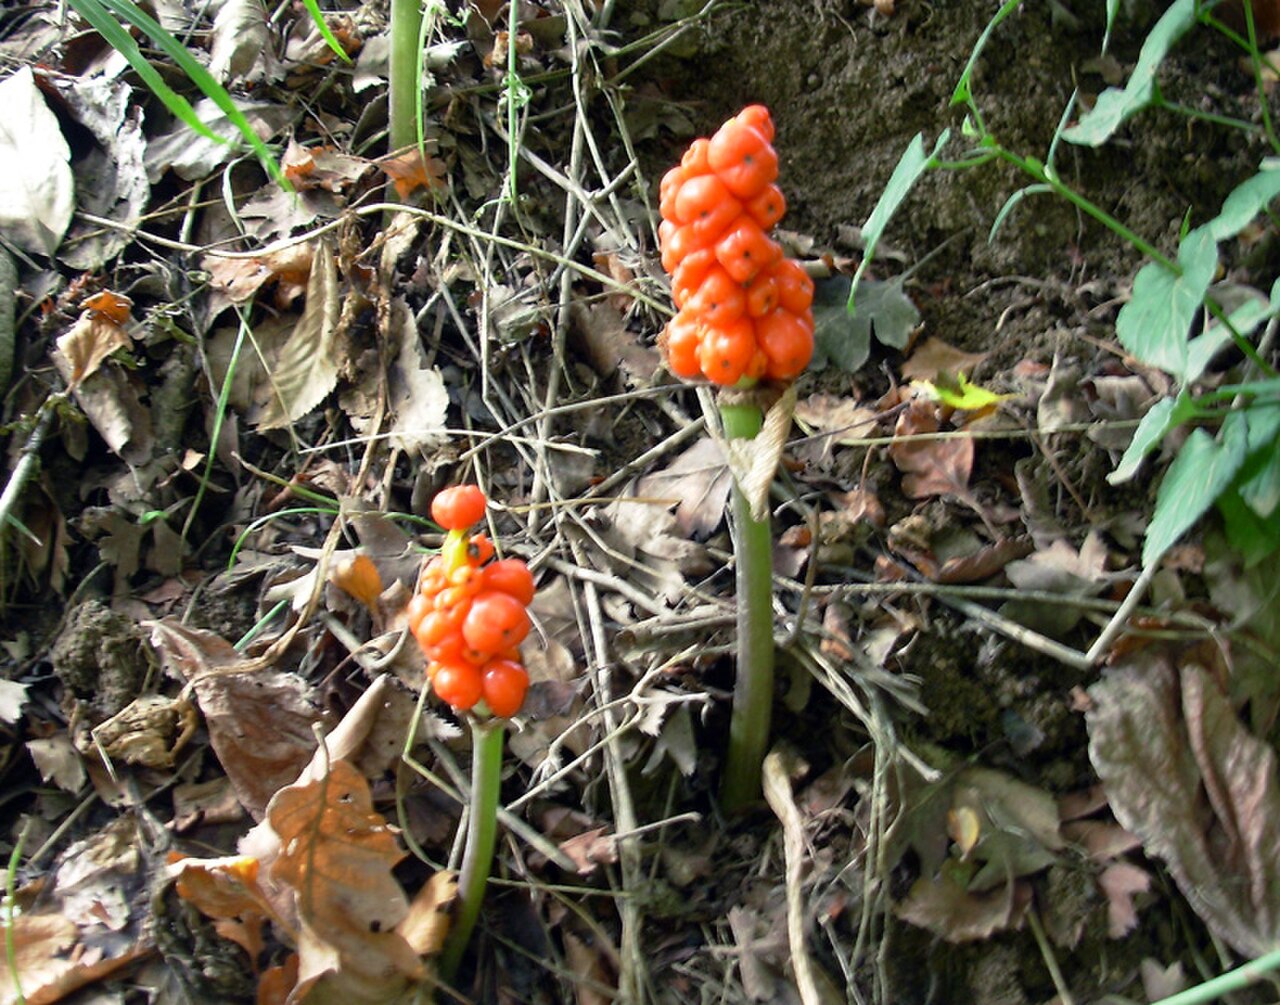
xmin=1148 ymin=947 xmax=1280 ymax=1005
xmin=388 ymin=0 xmax=423 ymax=157
xmin=719 ymin=399 xmax=775 ymax=814
xmin=439 ymin=718 xmax=505 ymax=983
xmin=5 ymin=821 xmax=29 ymax=1005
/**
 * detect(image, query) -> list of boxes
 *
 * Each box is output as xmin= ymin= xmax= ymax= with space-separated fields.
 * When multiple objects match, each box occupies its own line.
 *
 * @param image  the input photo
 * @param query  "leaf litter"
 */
xmin=1 ymin=0 xmax=1278 ymax=1002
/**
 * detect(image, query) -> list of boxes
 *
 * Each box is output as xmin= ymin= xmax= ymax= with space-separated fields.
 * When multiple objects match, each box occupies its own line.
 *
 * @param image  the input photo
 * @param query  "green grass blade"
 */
xmin=299 ymin=0 xmax=353 ymax=64
xmin=70 ymin=0 xmax=290 ymax=187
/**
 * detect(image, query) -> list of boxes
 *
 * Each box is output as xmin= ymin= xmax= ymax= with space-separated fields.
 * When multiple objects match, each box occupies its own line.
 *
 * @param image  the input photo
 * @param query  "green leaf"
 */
xmin=1103 ymin=0 xmax=1120 ymax=53
xmin=1238 ymin=399 xmax=1280 ymax=518
xmin=1109 ymin=396 xmax=1178 ymax=484
xmin=1115 ymin=226 xmax=1216 ymax=381
xmin=849 ymin=130 xmax=950 ymax=310
xmin=1143 ymin=418 xmax=1248 ymax=567
xmin=1185 ymin=286 xmax=1271 ymax=384
xmin=916 ymin=373 xmax=1010 ymax=411
xmin=1062 ymin=0 xmax=1196 ymax=147
xmin=818 ymin=276 xmax=920 ymax=374
xmin=1206 ymin=160 xmax=1280 ymax=241
xmin=1217 ymin=486 xmax=1280 ymax=566
xmin=950 ymin=0 xmax=1023 ymax=107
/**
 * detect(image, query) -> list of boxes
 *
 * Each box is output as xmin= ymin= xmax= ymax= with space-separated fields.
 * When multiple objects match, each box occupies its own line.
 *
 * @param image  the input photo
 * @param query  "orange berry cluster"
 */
xmin=657 ymin=105 xmax=815 ymax=386
xmin=405 ymin=486 xmax=534 ymax=718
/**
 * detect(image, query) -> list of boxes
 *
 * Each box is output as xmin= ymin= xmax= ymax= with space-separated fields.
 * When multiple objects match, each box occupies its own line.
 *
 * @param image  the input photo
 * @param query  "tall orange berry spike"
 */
xmin=409 ymin=484 xmax=536 ymax=982
xmin=654 ymin=106 xmax=813 ymax=813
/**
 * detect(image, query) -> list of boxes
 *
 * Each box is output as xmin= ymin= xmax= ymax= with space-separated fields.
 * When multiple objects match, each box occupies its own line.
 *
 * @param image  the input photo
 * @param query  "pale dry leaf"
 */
xmin=899 ymin=335 xmax=988 ymax=382
xmin=254 ymin=242 xmax=341 ymax=429
xmin=282 ymin=139 xmax=371 ymax=193
xmin=559 ymin=827 xmax=620 ymax=875
xmin=0 ymin=67 xmax=74 ymax=255
xmin=396 ymin=871 xmax=456 ymax=957
xmin=207 ymin=0 xmax=268 ymax=82
xmin=793 ymin=392 xmax=879 ymax=446
xmin=383 ymin=298 xmax=447 ymax=456
xmin=148 ymin=619 xmax=331 ymax=819
xmin=26 ymin=734 xmax=87 ymax=793
xmin=1087 ymin=654 xmax=1280 ymax=955
xmin=634 ymin=438 xmax=731 ymax=538
xmin=889 ymin=398 xmax=974 ymax=499
xmin=268 ymin=760 xmax=424 ymax=983
xmin=169 ymin=854 xmax=275 ymax=930
xmin=563 ymin=930 xmax=618 ymax=1005
xmin=51 ymin=359 xmax=153 ymax=464
xmin=1097 ymin=860 xmax=1151 ymax=938
xmin=55 ymin=312 xmax=131 ymax=390
xmin=0 ymin=678 xmax=27 ymax=724
xmin=1036 ymin=353 xmax=1089 ymax=434
xmin=144 ymin=97 xmax=294 ymax=182
xmin=569 ymin=300 xmax=661 ymax=384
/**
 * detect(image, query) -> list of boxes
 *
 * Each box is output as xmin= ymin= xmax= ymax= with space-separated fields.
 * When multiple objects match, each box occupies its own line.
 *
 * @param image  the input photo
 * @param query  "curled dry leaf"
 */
xmin=1087 ymin=652 xmax=1280 ymax=956
xmin=54 ymin=311 xmax=131 ymax=391
xmin=899 ymin=335 xmax=988 ymax=383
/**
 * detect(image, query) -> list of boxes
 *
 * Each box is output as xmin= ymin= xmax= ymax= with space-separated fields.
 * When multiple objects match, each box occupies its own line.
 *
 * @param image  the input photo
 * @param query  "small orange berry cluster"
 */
xmin=658 ymin=105 xmax=815 ymax=386
xmin=405 ymin=485 xmax=534 ymax=718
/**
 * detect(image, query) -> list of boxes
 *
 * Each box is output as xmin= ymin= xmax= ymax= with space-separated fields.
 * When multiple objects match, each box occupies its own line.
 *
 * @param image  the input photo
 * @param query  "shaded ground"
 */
xmin=2 ymin=0 xmax=1280 ymax=1003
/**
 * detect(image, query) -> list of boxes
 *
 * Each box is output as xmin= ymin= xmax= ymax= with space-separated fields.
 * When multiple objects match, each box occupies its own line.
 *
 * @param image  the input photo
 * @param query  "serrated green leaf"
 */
xmin=1116 ymin=226 xmax=1216 ymax=381
xmin=849 ymin=130 xmax=950 ymax=310
xmin=1062 ymin=0 xmax=1196 ymax=147
xmin=1143 ymin=419 xmax=1248 ymax=566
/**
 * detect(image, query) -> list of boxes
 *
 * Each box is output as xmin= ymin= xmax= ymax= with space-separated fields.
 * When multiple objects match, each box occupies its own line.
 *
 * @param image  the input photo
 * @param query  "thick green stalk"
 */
xmin=440 ymin=718 xmax=505 ymax=984
xmin=388 ymin=0 xmax=422 ymax=157
xmin=719 ymin=400 xmax=775 ymax=814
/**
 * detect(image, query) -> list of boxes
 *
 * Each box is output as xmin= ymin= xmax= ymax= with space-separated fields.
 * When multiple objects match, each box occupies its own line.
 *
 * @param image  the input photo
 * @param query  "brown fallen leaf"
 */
xmin=53 ymin=310 xmax=131 ymax=391
xmin=889 ymin=397 xmax=974 ymax=500
xmin=1087 ymin=652 xmax=1280 ymax=956
xmin=896 ymin=859 xmax=1032 ymax=942
xmin=899 ymin=335 xmax=988 ymax=382
xmin=378 ymin=148 xmax=447 ymax=200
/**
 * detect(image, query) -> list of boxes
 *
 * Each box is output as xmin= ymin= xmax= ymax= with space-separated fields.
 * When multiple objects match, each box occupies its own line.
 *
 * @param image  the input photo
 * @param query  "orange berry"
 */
xmin=405 ymin=592 xmax=431 ymax=634
xmin=745 ymin=348 xmax=769 ymax=381
xmin=414 ymin=608 xmax=456 ymax=649
xmin=771 ymin=259 xmax=814 ymax=314
xmin=659 ymin=165 xmax=687 ymax=220
xmin=482 ymin=659 xmax=529 ymax=718
xmin=431 ymin=485 xmax=487 ymax=531
xmin=432 ymin=661 xmax=483 ymax=711
xmin=744 ymin=271 xmax=779 ymax=318
xmin=680 ymin=137 xmax=711 ymax=174
xmin=698 ymin=316 xmax=756 ymax=386
xmin=685 ymin=265 xmax=746 ymax=327
xmin=756 ymin=308 xmax=814 ymax=381
xmin=745 ymin=184 xmax=786 ymax=230
xmin=672 ymin=247 xmax=717 ymax=307
xmin=737 ymin=104 xmax=775 ymax=142
xmin=469 ymin=534 xmax=495 ymax=564
xmin=482 ymin=558 xmax=536 ymax=606
xmin=462 ymin=591 xmax=531 ymax=655
xmin=708 ymin=121 xmax=778 ymax=200
xmin=660 ymin=223 xmax=711 ymax=274
xmin=714 ymin=217 xmax=781 ymax=284
xmin=662 ymin=312 xmax=702 ymax=379
xmin=673 ymin=175 xmax=742 ymax=243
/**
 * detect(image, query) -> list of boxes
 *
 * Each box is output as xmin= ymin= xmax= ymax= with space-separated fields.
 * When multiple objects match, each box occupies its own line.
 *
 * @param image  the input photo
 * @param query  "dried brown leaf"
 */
xmin=396 ymin=872 xmax=456 ymax=957
xmin=899 ymin=335 xmax=988 ymax=382
xmin=254 ymin=241 xmax=341 ymax=429
xmin=1087 ymin=654 xmax=1280 ymax=955
xmin=148 ymin=619 xmax=330 ymax=819
xmin=889 ymin=398 xmax=974 ymax=499
xmin=1097 ymin=860 xmax=1150 ymax=937
xmin=896 ymin=860 xmax=1032 ymax=942
xmin=378 ymin=149 xmax=447 ymax=199
xmin=559 ymin=827 xmax=620 ymax=875
xmin=268 ymin=759 xmax=423 ymax=983
xmin=635 ymin=438 xmax=732 ymax=538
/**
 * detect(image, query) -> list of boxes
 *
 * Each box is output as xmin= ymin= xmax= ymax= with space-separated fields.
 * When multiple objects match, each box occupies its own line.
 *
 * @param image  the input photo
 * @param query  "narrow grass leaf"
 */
xmin=299 ymin=0 xmax=353 ymax=64
xmin=1143 ymin=420 xmax=1247 ymax=567
xmin=989 ymin=184 xmax=1052 ymax=243
xmin=950 ymin=0 xmax=1022 ymax=107
xmin=849 ymin=129 xmax=949 ymax=310
xmin=1062 ymin=0 xmax=1196 ymax=147
xmin=1116 ymin=226 xmax=1216 ymax=382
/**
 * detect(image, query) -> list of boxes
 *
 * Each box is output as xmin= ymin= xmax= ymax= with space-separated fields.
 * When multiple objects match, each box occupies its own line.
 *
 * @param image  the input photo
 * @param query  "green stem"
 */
xmin=388 ymin=0 xmax=422 ymax=157
xmin=1148 ymin=947 xmax=1280 ymax=1005
xmin=440 ymin=718 xmax=505 ymax=984
xmin=718 ymin=399 xmax=776 ymax=814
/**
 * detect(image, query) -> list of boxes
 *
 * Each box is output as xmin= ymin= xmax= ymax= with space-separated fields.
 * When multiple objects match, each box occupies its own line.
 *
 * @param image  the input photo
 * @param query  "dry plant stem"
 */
xmin=0 ymin=391 xmax=64 ymax=538
xmin=719 ymin=399 xmax=775 ymax=814
xmin=440 ymin=718 xmax=505 ymax=984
